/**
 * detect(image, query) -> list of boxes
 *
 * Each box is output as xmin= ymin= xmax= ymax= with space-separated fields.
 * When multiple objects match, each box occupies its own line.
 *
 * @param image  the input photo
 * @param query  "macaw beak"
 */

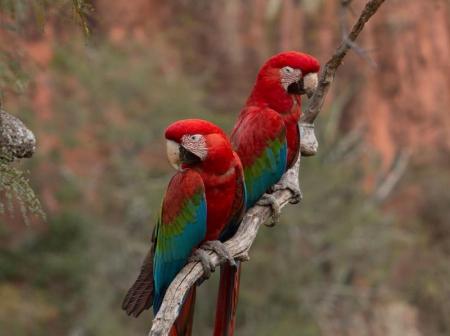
xmin=303 ymin=72 xmax=319 ymax=98
xmin=287 ymin=72 xmax=318 ymax=98
xmin=166 ymin=140 xmax=203 ymax=170
xmin=179 ymin=146 xmax=202 ymax=165
xmin=166 ymin=140 xmax=181 ymax=170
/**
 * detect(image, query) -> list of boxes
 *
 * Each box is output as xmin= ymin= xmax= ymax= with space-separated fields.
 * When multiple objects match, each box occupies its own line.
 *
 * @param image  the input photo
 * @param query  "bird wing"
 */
xmin=231 ymin=106 xmax=287 ymax=208
xmin=122 ymin=169 xmax=207 ymax=316
xmin=152 ymin=169 xmax=207 ymax=313
xmin=219 ymin=153 xmax=247 ymax=242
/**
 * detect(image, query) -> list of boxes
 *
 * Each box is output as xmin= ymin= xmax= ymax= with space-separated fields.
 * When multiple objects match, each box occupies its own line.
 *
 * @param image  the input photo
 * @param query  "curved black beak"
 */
xmin=287 ymin=78 xmax=306 ymax=95
xmin=179 ymin=145 xmax=202 ymax=165
xmin=287 ymin=77 xmax=315 ymax=98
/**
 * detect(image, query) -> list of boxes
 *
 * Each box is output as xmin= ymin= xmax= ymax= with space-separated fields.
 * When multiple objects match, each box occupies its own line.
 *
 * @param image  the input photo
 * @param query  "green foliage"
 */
xmin=0 ymin=154 xmax=45 ymax=223
xmin=0 ymin=0 xmax=93 ymax=224
xmin=0 ymin=211 xmax=90 ymax=334
xmin=396 ymin=167 xmax=450 ymax=334
xmin=0 ymin=0 xmax=93 ymax=35
xmin=0 ymin=51 xmax=29 ymax=96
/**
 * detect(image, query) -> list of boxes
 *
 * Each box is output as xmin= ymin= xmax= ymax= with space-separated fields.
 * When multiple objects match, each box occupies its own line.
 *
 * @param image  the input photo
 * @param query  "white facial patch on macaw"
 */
xmin=166 ymin=140 xmax=181 ymax=170
xmin=280 ymin=66 xmax=302 ymax=90
xmin=181 ymin=134 xmax=208 ymax=160
xmin=303 ymin=73 xmax=319 ymax=92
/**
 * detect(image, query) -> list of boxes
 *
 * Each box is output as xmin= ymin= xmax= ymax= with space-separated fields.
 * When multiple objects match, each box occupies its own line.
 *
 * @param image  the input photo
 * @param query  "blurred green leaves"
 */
xmin=0 ymin=156 xmax=45 ymax=223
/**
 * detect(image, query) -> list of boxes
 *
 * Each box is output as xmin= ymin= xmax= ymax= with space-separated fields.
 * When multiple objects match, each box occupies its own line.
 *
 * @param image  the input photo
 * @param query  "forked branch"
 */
xmin=301 ymin=0 xmax=385 ymax=124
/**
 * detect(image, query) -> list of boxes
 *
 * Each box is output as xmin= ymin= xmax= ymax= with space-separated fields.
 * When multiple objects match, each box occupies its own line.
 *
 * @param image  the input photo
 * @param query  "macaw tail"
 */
xmin=169 ymin=286 xmax=197 ymax=336
xmin=213 ymin=262 xmax=241 ymax=336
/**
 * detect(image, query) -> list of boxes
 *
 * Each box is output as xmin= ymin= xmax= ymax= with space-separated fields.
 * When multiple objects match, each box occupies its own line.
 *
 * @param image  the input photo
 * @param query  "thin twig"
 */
xmin=301 ymin=0 xmax=385 ymax=124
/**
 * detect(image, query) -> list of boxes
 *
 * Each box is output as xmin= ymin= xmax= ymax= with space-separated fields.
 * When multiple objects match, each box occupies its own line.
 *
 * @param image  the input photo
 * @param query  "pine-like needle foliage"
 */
xmin=0 ymin=152 xmax=45 ymax=223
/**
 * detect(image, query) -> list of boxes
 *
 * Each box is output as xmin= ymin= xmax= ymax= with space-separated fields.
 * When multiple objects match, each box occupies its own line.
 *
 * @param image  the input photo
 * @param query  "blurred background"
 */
xmin=0 ymin=0 xmax=449 ymax=335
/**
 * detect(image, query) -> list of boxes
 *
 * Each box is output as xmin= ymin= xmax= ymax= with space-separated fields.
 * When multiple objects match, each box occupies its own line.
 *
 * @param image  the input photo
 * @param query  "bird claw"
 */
xmin=271 ymin=179 xmax=303 ymax=205
xmin=189 ymin=248 xmax=215 ymax=279
xmin=257 ymin=193 xmax=281 ymax=227
xmin=201 ymin=240 xmax=236 ymax=267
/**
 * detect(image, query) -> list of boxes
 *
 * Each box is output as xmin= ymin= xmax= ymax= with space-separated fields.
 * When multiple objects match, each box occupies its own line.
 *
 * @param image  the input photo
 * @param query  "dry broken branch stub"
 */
xmin=148 ymin=1 xmax=386 ymax=334
xmin=0 ymin=109 xmax=36 ymax=160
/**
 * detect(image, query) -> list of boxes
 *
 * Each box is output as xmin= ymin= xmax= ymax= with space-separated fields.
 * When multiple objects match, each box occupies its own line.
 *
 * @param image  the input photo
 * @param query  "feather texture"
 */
xmin=153 ymin=169 xmax=207 ymax=313
xmin=121 ymin=247 xmax=155 ymax=317
xmin=231 ymin=107 xmax=287 ymax=208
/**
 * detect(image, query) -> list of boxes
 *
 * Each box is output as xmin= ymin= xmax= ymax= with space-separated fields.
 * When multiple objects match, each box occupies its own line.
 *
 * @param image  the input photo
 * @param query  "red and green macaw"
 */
xmin=231 ymin=51 xmax=320 ymax=209
xmin=122 ymin=119 xmax=246 ymax=336
xmin=210 ymin=51 xmax=320 ymax=336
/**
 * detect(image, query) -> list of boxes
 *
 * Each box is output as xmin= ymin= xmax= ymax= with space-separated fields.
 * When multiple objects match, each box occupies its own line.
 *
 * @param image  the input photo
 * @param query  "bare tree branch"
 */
xmin=340 ymin=0 xmax=378 ymax=68
xmin=148 ymin=1 xmax=386 ymax=334
xmin=301 ymin=0 xmax=385 ymax=124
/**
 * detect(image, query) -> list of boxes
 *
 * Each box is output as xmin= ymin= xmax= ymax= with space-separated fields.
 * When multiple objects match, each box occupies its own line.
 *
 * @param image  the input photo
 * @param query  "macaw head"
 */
xmin=248 ymin=51 xmax=320 ymax=110
xmin=165 ymin=119 xmax=234 ymax=173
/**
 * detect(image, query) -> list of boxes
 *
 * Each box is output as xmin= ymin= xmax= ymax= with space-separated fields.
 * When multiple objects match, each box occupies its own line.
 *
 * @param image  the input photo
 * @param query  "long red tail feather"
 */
xmin=213 ymin=262 xmax=241 ymax=336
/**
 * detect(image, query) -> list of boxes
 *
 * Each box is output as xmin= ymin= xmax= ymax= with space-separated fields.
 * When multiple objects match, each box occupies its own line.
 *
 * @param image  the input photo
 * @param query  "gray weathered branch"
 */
xmin=148 ymin=1 xmax=386 ymax=334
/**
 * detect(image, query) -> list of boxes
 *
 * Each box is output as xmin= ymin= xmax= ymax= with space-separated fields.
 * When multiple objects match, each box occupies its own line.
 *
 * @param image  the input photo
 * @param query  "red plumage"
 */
xmin=161 ymin=170 xmax=204 ymax=224
xmin=123 ymin=119 xmax=245 ymax=336
xmin=214 ymin=263 xmax=241 ymax=336
xmin=165 ymin=119 xmax=246 ymax=335
xmin=216 ymin=51 xmax=320 ymax=336
xmin=166 ymin=119 xmax=244 ymax=241
xmin=241 ymin=51 xmax=320 ymax=167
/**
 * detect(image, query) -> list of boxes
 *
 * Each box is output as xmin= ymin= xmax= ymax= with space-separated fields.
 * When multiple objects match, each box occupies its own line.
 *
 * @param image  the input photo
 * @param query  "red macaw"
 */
xmin=231 ymin=51 xmax=320 ymax=211
xmin=211 ymin=51 xmax=320 ymax=336
xmin=122 ymin=119 xmax=246 ymax=336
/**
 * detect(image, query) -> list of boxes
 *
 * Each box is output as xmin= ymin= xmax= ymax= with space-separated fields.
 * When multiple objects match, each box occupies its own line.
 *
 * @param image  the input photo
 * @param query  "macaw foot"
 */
xmin=271 ymin=178 xmax=303 ymax=205
xmin=189 ymin=248 xmax=215 ymax=279
xmin=257 ymin=193 xmax=281 ymax=227
xmin=201 ymin=240 xmax=236 ymax=268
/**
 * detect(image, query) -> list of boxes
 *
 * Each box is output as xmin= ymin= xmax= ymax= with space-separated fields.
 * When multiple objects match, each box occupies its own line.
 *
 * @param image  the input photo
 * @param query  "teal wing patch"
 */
xmin=152 ymin=170 xmax=207 ymax=313
xmin=244 ymin=134 xmax=287 ymax=207
xmin=231 ymin=107 xmax=288 ymax=208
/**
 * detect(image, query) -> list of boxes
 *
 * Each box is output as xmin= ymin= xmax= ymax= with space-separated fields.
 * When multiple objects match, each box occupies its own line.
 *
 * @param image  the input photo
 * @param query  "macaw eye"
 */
xmin=281 ymin=66 xmax=295 ymax=74
xmin=189 ymin=134 xmax=202 ymax=142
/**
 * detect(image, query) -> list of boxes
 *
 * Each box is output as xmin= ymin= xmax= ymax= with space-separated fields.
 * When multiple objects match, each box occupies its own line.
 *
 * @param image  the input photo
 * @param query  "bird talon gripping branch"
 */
xmin=257 ymin=193 xmax=281 ymax=226
xmin=271 ymin=178 xmax=303 ymax=205
xmin=201 ymin=240 xmax=237 ymax=267
xmin=189 ymin=248 xmax=215 ymax=279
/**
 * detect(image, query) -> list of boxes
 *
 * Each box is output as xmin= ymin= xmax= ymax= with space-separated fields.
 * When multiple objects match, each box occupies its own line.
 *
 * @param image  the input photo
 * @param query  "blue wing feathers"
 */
xmin=245 ymin=141 xmax=287 ymax=208
xmin=152 ymin=171 xmax=207 ymax=314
